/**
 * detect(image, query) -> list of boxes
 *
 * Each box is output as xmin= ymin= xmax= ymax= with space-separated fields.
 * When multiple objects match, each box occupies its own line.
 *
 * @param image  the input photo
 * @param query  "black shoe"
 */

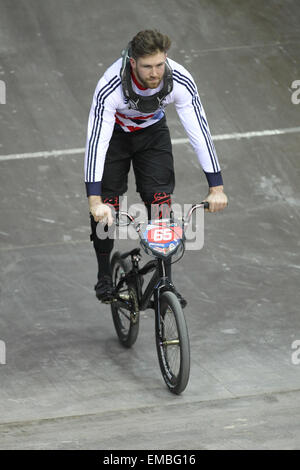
xmin=94 ymin=274 xmax=114 ymax=302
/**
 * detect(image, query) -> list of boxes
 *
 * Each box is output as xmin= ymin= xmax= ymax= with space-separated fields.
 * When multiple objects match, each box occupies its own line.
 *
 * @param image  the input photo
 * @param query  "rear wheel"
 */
xmin=110 ymin=252 xmax=139 ymax=348
xmin=155 ymin=290 xmax=190 ymax=394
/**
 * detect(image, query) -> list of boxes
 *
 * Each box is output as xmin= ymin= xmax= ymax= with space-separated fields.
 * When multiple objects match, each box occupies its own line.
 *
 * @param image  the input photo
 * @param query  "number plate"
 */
xmin=147 ymin=225 xmax=182 ymax=243
xmin=141 ymin=220 xmax=184 ymax=257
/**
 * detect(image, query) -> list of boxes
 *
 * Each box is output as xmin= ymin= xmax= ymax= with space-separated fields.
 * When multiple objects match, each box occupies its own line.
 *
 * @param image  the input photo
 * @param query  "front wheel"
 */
xmin=155 ymin=291 xmax=190 ymax=394
xmin=110 ymin=252 xmax=140 ymax=348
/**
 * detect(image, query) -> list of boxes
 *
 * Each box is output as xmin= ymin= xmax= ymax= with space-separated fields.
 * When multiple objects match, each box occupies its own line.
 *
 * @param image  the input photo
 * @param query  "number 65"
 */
xmin=154 ymin=228 xmax=172 ymax=242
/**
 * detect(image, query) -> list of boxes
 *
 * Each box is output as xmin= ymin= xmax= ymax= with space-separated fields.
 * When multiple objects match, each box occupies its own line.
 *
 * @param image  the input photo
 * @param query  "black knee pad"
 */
xmin=141 ymin=192 xmax=172 ymax=221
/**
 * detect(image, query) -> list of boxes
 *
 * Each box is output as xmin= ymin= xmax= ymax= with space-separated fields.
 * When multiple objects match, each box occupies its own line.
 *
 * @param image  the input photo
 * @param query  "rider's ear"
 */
xmin=129 ymin=57 xmax=136 ymax=68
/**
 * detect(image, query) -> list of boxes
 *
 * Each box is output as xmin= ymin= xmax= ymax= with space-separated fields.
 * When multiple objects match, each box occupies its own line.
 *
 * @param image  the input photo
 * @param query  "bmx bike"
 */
xmin=108 ymin=202 xmax=208 ymax=395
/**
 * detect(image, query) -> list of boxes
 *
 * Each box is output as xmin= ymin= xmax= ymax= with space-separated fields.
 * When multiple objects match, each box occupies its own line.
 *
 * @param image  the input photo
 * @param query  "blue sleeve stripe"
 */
xmin=86 ymin=76 xmax=121 ymax=182
xmin=91 ymin=80 xmax=121 ymax=182
xmin=193 ymin=94 xmax=220 ymax=172
xmin=86 ymin=75 xmax=118 ymax=181
xmin=173 ymin=73 xmax=219 ymax=173
xmin=173 ymin=70 xmax=195 ymax=96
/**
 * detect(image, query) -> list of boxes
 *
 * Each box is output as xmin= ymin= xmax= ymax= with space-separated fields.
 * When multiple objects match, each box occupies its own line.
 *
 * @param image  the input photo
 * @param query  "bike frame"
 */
xmin=115 ymin=251 xmax=171 ymax=309
xmin=114 ymin=252 xmax=172 ymax=342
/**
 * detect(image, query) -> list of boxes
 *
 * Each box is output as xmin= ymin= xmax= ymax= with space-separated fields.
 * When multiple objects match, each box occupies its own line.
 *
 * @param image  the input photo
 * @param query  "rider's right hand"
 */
xmin=89 ymin=196 xmax=114 ymax=225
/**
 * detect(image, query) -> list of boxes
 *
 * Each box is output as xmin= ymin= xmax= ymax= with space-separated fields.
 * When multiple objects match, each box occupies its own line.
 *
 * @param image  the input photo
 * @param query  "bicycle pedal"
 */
xmin=98 ymin=291 xmax=116 ymax=304
xmin=100 ymin=298 xmax=114 ymax=304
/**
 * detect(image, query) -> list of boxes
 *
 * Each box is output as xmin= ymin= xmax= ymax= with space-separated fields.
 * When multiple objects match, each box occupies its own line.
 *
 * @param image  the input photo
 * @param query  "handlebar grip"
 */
xmin=202 ymin=201 xmax=209 ymax=210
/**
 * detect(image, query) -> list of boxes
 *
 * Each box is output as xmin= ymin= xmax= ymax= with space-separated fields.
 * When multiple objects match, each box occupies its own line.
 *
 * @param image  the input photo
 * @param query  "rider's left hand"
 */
xmin=204 ymin=185 xmax=228 ymax=213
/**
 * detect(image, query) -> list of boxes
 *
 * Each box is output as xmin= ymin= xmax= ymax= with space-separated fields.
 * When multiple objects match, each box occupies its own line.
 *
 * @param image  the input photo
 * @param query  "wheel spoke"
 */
xmin=156 ymin=291 xmax=190 ymax=394
xmin=110 ymin=254 xmax=140 ymax=348
xmin=160 ymin=307 xmax=181 ymax=377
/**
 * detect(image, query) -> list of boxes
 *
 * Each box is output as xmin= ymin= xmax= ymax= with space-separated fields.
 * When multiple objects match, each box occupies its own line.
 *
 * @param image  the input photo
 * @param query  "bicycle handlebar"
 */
xmin=117 ymin=201 xmax=209 ymax=229
xmin=185 ymin=202 xmax=209 ymax=225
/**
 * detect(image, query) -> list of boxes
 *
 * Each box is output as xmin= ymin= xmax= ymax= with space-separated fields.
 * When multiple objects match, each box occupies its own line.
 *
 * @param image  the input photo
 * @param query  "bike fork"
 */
xmin=154 ymin=262 xmax=172 ymax=341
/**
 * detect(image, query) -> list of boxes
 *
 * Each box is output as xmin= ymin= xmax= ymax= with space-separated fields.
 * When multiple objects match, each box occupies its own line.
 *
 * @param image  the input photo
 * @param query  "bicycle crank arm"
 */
xmin=162 ymin=339 xmax=180 ymax=346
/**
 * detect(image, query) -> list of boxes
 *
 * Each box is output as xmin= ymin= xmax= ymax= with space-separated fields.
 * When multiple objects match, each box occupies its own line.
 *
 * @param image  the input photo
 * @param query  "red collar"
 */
xmin=131 ymin=69 xmax=147 ymax=90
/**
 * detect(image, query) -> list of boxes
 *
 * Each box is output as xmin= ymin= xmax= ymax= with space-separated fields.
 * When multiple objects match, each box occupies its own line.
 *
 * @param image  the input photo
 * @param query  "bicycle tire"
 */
xmin=155 ymin=290 xmax=190 ymax=394
xmin=110 ymin=252 xmax=140 ymax=348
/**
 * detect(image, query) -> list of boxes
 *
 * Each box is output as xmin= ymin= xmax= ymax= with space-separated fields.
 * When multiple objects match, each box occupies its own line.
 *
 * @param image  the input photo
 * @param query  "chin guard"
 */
xmin=120 ymin=42 xmax=173 ymax=114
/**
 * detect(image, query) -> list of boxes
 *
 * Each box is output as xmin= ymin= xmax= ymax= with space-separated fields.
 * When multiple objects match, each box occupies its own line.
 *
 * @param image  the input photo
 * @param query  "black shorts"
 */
xmin=101 ymin=116 xmax=175 ymax=197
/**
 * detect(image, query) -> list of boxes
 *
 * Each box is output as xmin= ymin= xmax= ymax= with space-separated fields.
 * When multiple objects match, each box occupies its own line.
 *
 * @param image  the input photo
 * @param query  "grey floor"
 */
xmin=0 ymin=0 xmax=300 ymax=450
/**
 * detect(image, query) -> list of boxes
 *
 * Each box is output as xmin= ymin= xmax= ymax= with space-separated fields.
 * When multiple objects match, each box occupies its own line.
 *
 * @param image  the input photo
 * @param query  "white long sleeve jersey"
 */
xmin=84 ymin=57 xmax=222 ymax=196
